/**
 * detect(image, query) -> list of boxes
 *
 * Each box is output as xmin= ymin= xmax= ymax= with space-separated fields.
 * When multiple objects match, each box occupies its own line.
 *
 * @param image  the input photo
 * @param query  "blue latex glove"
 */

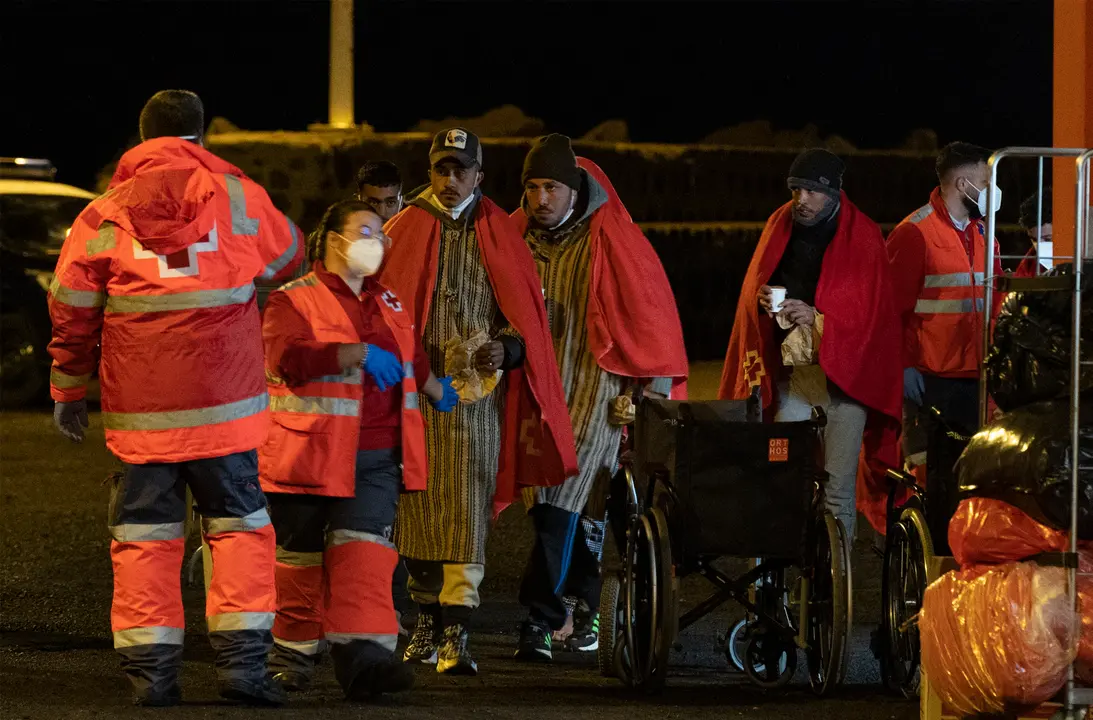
xmin=362 ymin=344 xmax=403 ymax=391
xmin=903 ymin=367 xmax=925 ymax=405
xmin=430 ymin=376 xmax=458 ymax=412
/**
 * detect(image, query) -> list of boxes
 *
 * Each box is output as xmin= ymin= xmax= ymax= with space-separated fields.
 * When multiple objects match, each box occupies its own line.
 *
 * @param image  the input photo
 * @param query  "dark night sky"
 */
xmin=2 ymin=0 xmax=1053 ymax=190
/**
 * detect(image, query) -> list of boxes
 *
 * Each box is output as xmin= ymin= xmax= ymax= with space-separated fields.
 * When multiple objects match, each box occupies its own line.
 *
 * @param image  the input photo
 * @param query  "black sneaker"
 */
xmin=514 ymin=621 xmax=552 ymax=662
xmin=566 ymin=604 xmax=600 ymax=653
xmin=133 ymin=683 xmax=181 ymax=707
xmin=217 ymin=676 xmax=287 ymax=707
xmin=345 ymin=659 xmax=415 ymax=700
xmin=271 ymin=669 xmax=311 ymax=692
xmin=403 ymin=610 xmax=438 ymax=664
xmin=436 ymin=624 xmax=478 ymax=675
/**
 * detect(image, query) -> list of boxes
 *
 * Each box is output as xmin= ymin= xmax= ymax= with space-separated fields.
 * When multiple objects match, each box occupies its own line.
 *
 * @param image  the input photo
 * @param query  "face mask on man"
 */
xmin=962 ymin=180 xmax=1002 ymax=219
xmin=333 ymin=231 xmax=385 ymax=276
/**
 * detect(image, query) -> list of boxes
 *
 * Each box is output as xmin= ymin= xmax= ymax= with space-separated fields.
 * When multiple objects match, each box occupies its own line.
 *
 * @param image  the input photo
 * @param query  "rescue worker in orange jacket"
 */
xmin=47 ymin=90 xmax=304 ymax=707
xmin=888 ymin=142 xmax=1002 ymax=470
xmin=259 ymin=200 xmax=458 ymax=699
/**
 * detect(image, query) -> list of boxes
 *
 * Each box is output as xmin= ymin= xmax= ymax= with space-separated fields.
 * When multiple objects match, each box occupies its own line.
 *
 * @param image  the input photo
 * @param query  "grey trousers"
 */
xmin=774 ymin=365 xmax=868 ymax=541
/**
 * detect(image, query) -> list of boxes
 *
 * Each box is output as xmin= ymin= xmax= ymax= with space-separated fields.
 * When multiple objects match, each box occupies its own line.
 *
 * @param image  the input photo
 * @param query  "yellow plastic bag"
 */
xmin=444 ymin=330 xmax=502 ymax=404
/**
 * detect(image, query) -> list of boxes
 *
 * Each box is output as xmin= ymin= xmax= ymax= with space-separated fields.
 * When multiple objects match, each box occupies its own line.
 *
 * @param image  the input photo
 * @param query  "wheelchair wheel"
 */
xmin=622 ymin=514 xmax=659 ymax=691
xmin=647 ymin=506 xmax=674 ymax=692
xmin=881 ymin=506 xmax=932 ymax=697
xmin=743 ymin=630 xmax=797 ymax=689
xmin=726 ymin=617 xmax=749 ymax=672
xmin=598 ymin=573 xmax=622 ymax=678
xmin=806 ymin=511 xmax=849 ymax=696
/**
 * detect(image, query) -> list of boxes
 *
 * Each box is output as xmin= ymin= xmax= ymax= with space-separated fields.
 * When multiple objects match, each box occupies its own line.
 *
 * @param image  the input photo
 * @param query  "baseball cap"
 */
xmin=429 ymin=127 xmax=483 ymax=169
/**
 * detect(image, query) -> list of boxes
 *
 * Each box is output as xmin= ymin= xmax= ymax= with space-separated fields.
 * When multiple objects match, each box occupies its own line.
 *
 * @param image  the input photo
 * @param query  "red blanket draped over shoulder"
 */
xmin=718 ymin=193 xmax=903 ymax=534
xmin=380 ymin=196 xmax=578 ymax=515
xmin=510 ymin=157 xmax=689 ymax=398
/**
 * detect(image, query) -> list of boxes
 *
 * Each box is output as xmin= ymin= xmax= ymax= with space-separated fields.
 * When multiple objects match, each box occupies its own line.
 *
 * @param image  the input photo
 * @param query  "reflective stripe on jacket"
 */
xmin=47 ymin=138 xmax=303 ymax=463
xmin=259 ymin=273 xmax=427 ymax=497
xmin=901 ymin=200 xmax=987 ymax=377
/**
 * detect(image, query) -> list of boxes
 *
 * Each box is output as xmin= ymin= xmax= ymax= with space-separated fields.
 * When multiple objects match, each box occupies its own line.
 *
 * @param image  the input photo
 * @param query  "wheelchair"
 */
xmin=877 ymin=407 xmax=972 ymax=697
xmin=598 ymin=388 xmax=852 ymax=695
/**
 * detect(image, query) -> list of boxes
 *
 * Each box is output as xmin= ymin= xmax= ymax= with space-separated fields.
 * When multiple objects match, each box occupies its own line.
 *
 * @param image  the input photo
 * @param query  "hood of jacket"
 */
xmin=98 ymin=137 xmax=246 ymax=256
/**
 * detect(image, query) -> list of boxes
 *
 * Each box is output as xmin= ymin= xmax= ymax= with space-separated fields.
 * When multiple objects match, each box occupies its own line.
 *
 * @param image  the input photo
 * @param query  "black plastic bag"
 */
xmin=987 ymin=262 xmax=1093 ymax=411
xmin=956 ymin=399 xmax=1093 ymax=539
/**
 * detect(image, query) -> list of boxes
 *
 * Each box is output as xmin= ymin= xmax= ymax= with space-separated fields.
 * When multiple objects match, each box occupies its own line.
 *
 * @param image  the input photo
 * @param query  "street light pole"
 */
xmin=329 ymin=0 xmax=355 ymax=128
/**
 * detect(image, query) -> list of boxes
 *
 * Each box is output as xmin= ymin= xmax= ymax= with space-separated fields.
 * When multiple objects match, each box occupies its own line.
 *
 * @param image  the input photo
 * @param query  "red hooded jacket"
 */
xmin=48 ymin=137 xmax=304 ymax=463
xmin=510 ymin=157 xmax=689 ymax=397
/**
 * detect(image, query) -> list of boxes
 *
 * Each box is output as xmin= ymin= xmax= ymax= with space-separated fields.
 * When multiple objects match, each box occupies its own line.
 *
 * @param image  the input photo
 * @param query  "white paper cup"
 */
xmin=769 ymin=286 xmax=786 ymax=313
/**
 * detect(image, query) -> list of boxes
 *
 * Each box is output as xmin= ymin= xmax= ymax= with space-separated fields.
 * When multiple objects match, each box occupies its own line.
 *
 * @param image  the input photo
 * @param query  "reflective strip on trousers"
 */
xmin=110 ymin=521 xmax=186 ymax=542
xmin=402 ymin=361 xmax=413 ymax=378
xmin=102 ymin=393 xmax=268 ymax=431
xmin=311 ymin=369 xmax=363 ymax=385
xmin=325 ymin=632 xmax=397 ymax=651
xmin=260 ymin=219 xmax=300 ymax=279
xmin=922 ymin=272 xmax=985 ymax=288
xmin=914 ymin=298 xmax=985 ymax=314
xmin=276 ymin=548 xmax=324 ymax=567
xmin=208 ymin=611 xmax=275 ymax=632
xmin=105 ymin=283 xmax=255 ymax=313
xmin=273 ymin=636 xmax=324 ymax=656
xmin=113 ymin=625 xmax=184 ymax=648
xmin=203 ymin=508 xmax=271 ymax=536
xmin=269 ymin=395 xmax=359 ymax=417
xmin=50 ymin=368 xmax=91 ymax=389
xmin=225 ymin=174 xmax=260 ymax=235
xmin=49 ymin=279 xmax=104 ymax=309
xmin=327 ymin=529 xmax=395 ymax=550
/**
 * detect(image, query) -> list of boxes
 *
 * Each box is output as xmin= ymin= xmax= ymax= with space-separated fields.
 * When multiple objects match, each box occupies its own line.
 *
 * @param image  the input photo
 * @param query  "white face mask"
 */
xmin=334 ymin=232 xmax=385 ymax=276
xmin=965 ymin=180 xmax=1002 ymax=217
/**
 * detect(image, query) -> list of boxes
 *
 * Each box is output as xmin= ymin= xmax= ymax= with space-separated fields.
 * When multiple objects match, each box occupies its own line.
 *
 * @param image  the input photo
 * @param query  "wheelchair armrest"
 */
xmin=885 ymin=468 xmax=926 ymax=497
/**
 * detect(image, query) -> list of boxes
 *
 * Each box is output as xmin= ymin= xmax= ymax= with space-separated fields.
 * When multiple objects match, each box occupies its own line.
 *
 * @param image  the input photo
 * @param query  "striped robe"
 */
xmin=521 ymin=186 xmax=627 ymax=515
xmin=393 ymin=197 xmax=512 ymax=565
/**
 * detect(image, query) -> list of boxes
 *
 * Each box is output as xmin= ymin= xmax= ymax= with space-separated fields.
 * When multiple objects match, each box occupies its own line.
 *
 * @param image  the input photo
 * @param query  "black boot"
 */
xmin=403 ymin=603 xmax=440 ymax=664
xmin=436 ymin=624 xmax=477 ymax=676
xmin=217 ymin=676 xmax=287 ymax=706
xmin=332 ymin=640 xmax=414 ymax=701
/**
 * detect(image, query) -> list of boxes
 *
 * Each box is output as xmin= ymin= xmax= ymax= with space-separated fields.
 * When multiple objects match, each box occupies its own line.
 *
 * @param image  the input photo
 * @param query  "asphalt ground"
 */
xmin=0 ymin=363 xmax=918 ymax=719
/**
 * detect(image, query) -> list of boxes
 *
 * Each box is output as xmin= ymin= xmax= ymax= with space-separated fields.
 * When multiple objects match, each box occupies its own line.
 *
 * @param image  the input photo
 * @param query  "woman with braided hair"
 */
xmin=258 ymin=199 xmax=457 ymax=700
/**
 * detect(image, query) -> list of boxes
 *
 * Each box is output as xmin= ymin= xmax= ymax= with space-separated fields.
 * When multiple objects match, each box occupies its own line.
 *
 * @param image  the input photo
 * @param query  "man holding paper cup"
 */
xmin=720 ymin=148 xmax=903 ymax=543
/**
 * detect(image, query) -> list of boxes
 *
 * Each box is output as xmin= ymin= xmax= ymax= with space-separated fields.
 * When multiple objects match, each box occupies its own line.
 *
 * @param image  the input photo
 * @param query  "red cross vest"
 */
xmin=258 ymin=272 xmax=427 ymax=497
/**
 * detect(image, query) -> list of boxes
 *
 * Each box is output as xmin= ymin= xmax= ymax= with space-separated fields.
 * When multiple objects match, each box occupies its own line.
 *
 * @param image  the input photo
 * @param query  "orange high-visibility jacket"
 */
xmin=47 ymin=138 xmax=303 ymax=463
xmin=258 ymin=273 xmax=427 ymax=497
xmin=888 ymin=189 xmax=992 ymax=379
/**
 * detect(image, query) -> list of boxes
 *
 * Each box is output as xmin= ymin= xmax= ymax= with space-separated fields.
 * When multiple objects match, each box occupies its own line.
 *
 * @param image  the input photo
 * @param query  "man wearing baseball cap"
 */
xmin=379 ymin=128 xmax=577 ymax=675
xmin=720 ymin=148 xmax=902 ymax=547
xmin=508 ymin=135 xmax=687 ymax=661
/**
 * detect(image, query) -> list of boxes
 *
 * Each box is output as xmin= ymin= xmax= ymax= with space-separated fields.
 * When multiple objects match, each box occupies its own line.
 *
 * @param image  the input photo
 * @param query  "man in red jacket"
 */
xmin=888 ymin=143 xmax=1001 ymax=496
xmin=1014 ymin=188 xmax=1052 ymax=278
xmin=508 ymin=137 xmax=688 ymax=661
xmin=48 ymin=90 xmax=303 ymax=707
xmin=719 ymin=149 xmax=902 ymax=542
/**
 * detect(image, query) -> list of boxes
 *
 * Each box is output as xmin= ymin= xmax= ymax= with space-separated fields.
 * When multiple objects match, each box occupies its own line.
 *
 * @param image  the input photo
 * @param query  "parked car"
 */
xmin=1 ymin=158 xmax=95 ymax=408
